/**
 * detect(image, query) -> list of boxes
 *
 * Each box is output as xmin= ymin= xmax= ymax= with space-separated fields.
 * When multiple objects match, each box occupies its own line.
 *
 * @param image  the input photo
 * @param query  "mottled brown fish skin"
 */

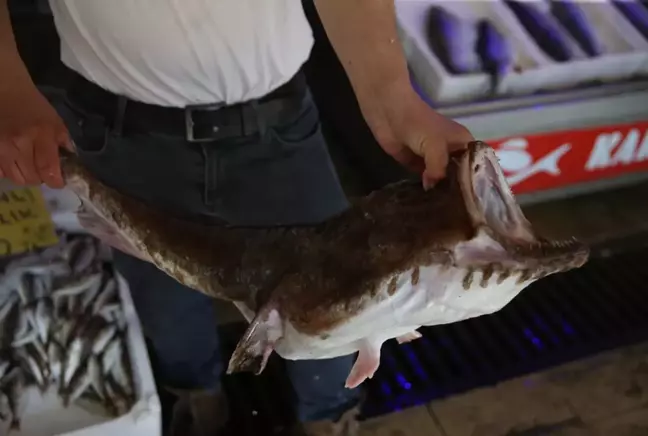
xmin=411 ymin=267 xmax=420 ymax=286
xmin=60 ymin=152 xmax=302 ymax=305
xmin=60 ymin=142 xmax=588 ymax=338
xmin=60 ymin=148 xmax=474 ymax=334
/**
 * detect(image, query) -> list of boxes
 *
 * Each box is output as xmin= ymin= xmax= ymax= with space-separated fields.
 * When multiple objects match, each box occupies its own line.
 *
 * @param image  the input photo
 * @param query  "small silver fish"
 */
xmin=62 ymin=336 xmax=85 ymax=388
xmin=47 ymin=340 xmax=65 ymax=382
xmin=26 ymin=304 xmax=40 ymax=332
xmin=12 ymin=330 xmax=38 ymax=348
xmin=52 ymin=291 xmax=65 ymax=320
xmin=98 ymin=303 xmax=124 ymax=327
xmin=97 ymin=302 xmax=121 ymax=315
xmin=34 ymin=298 xmax=54 ymax=343
xmin=92 ymin=278 xmax=117 ymax=314
xmin=105 ymin=374 xmax=130 ymax=415
xmin=30 ymin=342 xmax=51 ymax=388
xmin=18 ymin=345 xmax=47 ymax=392
xmin=20 ymin=262 xmax=71 ymax=279
xmin=67 ymin=294 xmax=78 ymax=316
xmin=71 ymin=240 xmax=97 ymax=275
xmin=0 ymin=390 xmax=9 ymax=422
xmin=0 ymin=361 xmax=9 ymax=381
xmin=13 ymin=308 xmax=31 ymax=341
xmin=0 ymin=294 xmax=17 ymax=325
xmin=101 ymin=335 xmax=122 ymax=372
xmin=0 ymin=367 xmax=21 ymax=390
xmin=62 ymin=237 xmax=84 ymax=263
xmin=11 ymin=306 xmax=38 ymax=347
xmin=63 ymin=356 xmax=99 ymax=407
xmin=112 ymin=341 xmax=135 ymax=401
xmin=4 ymin=249 xmax=66 ymax=276
xmin=32 ymin=275 xmax=50 ymax=300
xmin=80 ymin=273 xmax=105 ymax=313
xmin=52 ymin=273 xmax=102 ymax=299
xmin=92 ymin=324 xmax=117 ymax=355
xmin=33 ymin=340 xmax=50 ymax=377
xmin=10 ymin=303 xmax=36 ymax=349
xmin=55 ymin=318 xmax=76 ymax=347
xmin=88 ymin=356 xmax=105 ymax=403
xmin=16 ymin=274 xmax=35 ymax=306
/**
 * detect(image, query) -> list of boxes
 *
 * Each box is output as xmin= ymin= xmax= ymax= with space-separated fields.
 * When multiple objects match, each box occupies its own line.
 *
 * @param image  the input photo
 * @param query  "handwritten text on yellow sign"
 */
xmin=0 ymin=187 xmax=59 ymax=256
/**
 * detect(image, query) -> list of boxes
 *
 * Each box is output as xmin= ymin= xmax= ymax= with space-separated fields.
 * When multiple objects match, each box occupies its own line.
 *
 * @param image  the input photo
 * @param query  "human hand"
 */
xmin=0 ymin=86 xmax=73 ymax=188
xmin=359 ymin=80 xmax=474 ymax=189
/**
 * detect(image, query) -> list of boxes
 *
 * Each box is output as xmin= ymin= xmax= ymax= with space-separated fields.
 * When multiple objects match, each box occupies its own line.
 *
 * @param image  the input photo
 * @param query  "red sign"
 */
xmin=489 ymin=121 xmax=648 ymax=195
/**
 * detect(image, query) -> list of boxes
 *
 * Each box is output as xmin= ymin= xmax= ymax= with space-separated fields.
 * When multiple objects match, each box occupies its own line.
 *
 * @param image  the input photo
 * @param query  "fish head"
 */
xmin=453 ymin=140 xmax=588 ymax=273
xmin=227 ymin=141 xmax=589 ymax=381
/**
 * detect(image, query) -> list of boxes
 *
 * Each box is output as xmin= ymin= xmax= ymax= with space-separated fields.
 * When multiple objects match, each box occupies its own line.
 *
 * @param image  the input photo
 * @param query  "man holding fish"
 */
xmin=0 ymin=1 xmax=473 ymax=435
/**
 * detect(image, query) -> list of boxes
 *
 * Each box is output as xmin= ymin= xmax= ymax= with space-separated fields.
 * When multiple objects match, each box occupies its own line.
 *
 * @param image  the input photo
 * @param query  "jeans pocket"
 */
xmin=60 ymin=98 xmax=113 ymax=156
xmin=216 ymin=117 xmax=347 ymax=226
xmin=267 ymin=93 xmax=321 ymax=149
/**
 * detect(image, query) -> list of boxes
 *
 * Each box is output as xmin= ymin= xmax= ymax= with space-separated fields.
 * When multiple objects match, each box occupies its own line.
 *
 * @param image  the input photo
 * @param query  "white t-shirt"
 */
xmin=48 ymin=0 xmax=314 ymax=107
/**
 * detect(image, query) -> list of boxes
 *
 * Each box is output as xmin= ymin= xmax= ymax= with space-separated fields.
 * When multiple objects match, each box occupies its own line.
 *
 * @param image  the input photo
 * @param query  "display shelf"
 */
xmin=433 ymin=80 xmax=648 ymax=138
xmin=414 ymin=77 xmax=648 ymax=204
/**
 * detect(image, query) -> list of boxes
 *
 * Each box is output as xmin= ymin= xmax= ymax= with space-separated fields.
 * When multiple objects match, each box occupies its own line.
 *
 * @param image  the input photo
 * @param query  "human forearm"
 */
xmin=0 ymin=1 xmax=39 ymax=94
xmin=314 ymin=0 xmax=410 ymax=99
xmin=313 ymin=0 xmax=473 ymax=186
xmin=0 ymin=0 xmax=71 ymax=188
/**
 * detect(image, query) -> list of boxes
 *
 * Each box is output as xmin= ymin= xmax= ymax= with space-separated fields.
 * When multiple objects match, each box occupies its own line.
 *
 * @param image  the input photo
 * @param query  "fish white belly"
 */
xmin=275 ymin=264 xmax=534 ymax=361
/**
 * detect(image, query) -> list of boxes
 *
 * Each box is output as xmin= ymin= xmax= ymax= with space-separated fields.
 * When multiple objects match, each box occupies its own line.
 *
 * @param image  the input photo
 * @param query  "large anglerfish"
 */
xmin=60 ymin=141 xmax=589 ymax=388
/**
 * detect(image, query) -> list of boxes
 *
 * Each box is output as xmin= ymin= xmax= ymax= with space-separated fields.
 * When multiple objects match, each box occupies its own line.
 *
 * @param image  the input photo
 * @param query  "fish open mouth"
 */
xmin=458 ymin=141 xmax=588 ymax=268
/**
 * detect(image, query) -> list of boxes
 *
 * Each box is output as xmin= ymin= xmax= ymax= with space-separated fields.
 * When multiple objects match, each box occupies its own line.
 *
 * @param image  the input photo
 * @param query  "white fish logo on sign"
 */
xmin=495 ymin=138 xmax=571 ymax=186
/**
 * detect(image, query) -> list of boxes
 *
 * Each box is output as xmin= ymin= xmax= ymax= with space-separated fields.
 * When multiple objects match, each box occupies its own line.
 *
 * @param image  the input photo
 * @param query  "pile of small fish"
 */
xmin=0 ymin=233 xmax=135 ymax=432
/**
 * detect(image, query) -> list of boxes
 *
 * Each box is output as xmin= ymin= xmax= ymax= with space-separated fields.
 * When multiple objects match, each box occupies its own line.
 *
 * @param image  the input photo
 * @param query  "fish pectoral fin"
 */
xmin=226 ymin=305 xmax=283 ymax=376
xmin=396 ymin=330 xmax=422 ymax=344
xmin=345 ymin=339 xmax=382 ymax=389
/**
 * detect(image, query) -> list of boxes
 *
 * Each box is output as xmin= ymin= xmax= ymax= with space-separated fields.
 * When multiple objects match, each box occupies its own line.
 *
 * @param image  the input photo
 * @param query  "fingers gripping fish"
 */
xmin=59 ymin=142 xmax=589 ymax=388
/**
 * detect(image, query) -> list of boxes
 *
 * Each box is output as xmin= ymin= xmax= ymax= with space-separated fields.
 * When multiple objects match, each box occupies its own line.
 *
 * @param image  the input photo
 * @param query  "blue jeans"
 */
xmin=46 ymin=71 xmax=361 ymax=422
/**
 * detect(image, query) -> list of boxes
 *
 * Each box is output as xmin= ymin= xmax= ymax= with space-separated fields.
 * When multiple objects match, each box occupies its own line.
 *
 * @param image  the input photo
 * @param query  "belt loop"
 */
xmin=250 ymin=100 xmax=266 ymax=138
xmin=112 ymin=96 xmax=128 ymax=137
xmin=201 ymin=144 xmax=218 ymax=207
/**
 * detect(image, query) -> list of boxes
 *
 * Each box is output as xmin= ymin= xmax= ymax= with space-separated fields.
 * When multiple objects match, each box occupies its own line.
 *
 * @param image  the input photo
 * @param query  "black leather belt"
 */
xmin=64 ymin=68 xmax=307 ymax=142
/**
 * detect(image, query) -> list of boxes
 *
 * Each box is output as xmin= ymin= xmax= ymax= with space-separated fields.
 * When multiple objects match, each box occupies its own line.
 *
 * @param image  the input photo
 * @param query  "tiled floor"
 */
xmin=359 ymin=342 xmax=648 ymax=436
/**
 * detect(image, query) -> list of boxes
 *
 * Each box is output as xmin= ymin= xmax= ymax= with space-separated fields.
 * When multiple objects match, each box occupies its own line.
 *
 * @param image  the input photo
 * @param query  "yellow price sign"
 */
xmin=0 ymin=186 xmax=59 ymax=257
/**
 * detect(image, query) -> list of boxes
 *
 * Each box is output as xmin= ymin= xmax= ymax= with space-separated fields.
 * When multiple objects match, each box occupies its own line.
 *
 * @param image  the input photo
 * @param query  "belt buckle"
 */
xmin=185 ymin=103 xmax=226 ymax=143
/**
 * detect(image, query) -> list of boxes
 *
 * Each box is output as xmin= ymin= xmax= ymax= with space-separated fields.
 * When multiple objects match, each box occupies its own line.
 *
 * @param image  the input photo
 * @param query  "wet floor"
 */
xmin=359 ymin=341 xmax=648 ymax=436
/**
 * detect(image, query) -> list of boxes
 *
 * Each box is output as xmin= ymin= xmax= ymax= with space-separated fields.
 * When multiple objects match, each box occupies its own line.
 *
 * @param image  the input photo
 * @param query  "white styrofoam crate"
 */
xmin=39 ymin=185 xmax=85 ymax=234
xmin=599 ymin=0 xmax=648 ymax=74
xmin=3 ymin=274 xmax=161 ymax=436
xmin=397 ymin=0 xmax=648 ymax=105
xmin=0 ymin=178 xmax=85 ymax=234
